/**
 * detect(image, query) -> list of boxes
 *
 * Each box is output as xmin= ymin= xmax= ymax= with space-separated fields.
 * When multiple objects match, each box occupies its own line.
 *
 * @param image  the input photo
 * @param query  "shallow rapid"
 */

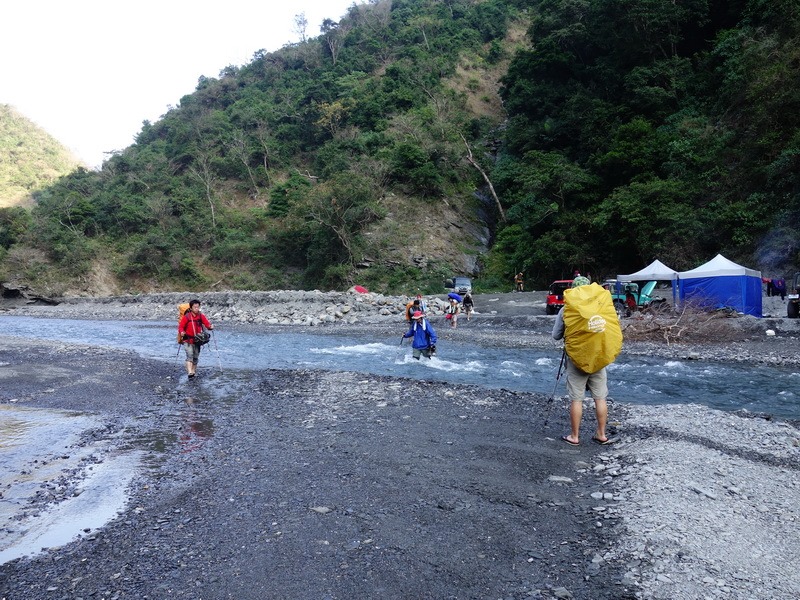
xmin=1 ymin=315 xmax=798 ymax=419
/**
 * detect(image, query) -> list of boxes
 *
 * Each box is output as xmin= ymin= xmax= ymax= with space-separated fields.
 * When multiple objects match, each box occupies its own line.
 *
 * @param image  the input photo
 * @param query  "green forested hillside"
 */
xmin=493 ymin=0 xmax=800 ymax=283
xmin=2 ymin=0 xmax=799 ymax=296
xmin=0 ymin=104 xmax=81 ymax=208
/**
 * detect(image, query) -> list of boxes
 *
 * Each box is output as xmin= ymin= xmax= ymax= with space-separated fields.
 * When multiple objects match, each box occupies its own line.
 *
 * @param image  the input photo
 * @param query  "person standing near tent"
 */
xmin=552 ymin=276 xmax=617 ymax=446
xmin=763 ymin=277 xmax=774 ymax=296
xmin=178 ymin=299 xmax=214 ymax=378
xmin=773 ymin=277 xmax=786 ymax=300
xmin=402 ymin=311 xmax=437 ymax=360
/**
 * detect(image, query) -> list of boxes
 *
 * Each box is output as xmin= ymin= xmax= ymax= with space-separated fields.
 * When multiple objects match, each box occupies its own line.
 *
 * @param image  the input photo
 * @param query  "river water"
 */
xmin=1 ymin=315 xmax=798 ymax=563
xmin=0 ymin=315 xmax=798 ymax=419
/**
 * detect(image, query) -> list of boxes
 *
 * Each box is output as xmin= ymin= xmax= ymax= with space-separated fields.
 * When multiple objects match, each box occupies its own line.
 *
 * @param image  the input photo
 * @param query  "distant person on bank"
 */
xmin=773 ymin=277 xmax=786 ymax=300
xmin=178 ymin=299 xmax=214 ymax=378
xmin=462 ymin=293 xmax=474 ymax=321
xmin=514 ymin=272 xmax=524 ymax=292
xmin=402 ymin=311 xmax=437 ymax=360
xmin=763 ymin=277 xmax=774 ymax=296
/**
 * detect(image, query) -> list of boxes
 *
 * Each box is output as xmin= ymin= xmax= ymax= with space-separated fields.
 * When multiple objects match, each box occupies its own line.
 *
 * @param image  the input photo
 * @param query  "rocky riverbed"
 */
xmin=0 ymin=291 xmax=798 ymax=599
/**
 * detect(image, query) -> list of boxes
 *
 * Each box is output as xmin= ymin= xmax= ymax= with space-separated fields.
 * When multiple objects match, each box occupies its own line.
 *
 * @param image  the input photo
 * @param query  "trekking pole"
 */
xmin=396 ymin=336 xmax=405 ymax=362
xmin=212 ymin=330 xmax=223 ymax=374
xmin=543 ymin=349 xmax=567 ymax=427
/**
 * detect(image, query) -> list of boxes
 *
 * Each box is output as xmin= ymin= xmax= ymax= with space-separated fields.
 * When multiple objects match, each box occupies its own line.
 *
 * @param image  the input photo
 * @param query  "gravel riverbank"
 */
xmin=0 ymin=291 xmax=798 ymax=599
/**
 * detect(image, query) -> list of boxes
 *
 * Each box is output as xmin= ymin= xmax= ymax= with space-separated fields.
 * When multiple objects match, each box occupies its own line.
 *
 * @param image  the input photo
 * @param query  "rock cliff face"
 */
xmin=0 ymin=282 xmax=58 ymax=305
xmin=356 ymin=190 xmax=491 ymax=281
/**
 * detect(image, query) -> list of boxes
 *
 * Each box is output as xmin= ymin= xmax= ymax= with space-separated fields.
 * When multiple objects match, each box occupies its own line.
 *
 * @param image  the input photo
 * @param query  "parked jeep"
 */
xmin=545 ymin=279 xmax=573 ymax=315
xmin=603 ymin=280 xmax=666 ymax=315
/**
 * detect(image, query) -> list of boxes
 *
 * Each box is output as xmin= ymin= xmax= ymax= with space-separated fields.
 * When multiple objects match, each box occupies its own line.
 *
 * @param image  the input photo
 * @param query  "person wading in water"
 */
xmin=178 ymin=299 xmax=214 ymax=378
xmin=402 ymin=311 xmax=437 ymax=360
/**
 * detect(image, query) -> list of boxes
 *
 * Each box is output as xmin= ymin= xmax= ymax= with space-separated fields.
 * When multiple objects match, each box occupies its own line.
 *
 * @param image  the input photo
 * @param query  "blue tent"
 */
xmin=677 ymin=254 xmax=762 ymax=317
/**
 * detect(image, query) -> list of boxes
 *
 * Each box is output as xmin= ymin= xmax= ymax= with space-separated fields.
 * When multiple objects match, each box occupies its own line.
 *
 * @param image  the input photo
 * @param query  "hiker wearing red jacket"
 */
xmin=178 ymin=299 xmax=214 ymax=378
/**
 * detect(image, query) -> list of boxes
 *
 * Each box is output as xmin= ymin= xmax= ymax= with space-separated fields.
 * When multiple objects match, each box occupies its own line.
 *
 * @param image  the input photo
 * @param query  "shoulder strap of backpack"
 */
xmin=183 ymin=312 xmax=205 ymax=334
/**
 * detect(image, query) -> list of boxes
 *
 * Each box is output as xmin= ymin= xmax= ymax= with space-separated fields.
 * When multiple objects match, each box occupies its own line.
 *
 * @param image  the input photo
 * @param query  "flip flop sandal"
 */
xmin=592 ymin=436 xmax=616 ymax=445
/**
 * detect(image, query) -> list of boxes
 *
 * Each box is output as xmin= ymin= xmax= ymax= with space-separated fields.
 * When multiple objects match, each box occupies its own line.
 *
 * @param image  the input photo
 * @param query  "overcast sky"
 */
xmin=2 ymin=0 xmax=358 ymax=168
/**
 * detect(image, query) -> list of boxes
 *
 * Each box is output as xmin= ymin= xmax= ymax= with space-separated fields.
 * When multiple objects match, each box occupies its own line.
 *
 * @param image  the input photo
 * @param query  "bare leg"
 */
xmin=566 ymin=400 xmax=583 ymax=444
xmin=594 ymin=398 xmax=608 ymax=441
xmin=185 ymin=360 xmax=194 ymax=376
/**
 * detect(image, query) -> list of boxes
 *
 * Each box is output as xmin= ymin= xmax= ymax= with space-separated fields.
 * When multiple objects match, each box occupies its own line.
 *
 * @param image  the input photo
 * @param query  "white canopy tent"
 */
xmin=677 ymin=254 xmax=760 ymax=278
xmin=617 ymin=259 xmax=678 ymax=282
xmin=617 ymin=259 xmax=678 ymax=306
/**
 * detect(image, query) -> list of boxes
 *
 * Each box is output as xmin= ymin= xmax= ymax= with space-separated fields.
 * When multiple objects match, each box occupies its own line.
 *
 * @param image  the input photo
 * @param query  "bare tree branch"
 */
xmin=461 ymin=134 xmax=505 ymax=221
xmin=187 ymin=151 xmax=217 ymax=231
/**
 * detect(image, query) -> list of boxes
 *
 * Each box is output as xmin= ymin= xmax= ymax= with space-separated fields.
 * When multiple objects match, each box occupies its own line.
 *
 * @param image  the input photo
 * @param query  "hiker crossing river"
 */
xmin=1 ymin=315 xmax=799 ymax=420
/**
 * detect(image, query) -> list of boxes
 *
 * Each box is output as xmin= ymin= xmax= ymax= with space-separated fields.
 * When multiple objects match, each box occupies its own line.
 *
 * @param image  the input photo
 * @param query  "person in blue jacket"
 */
xmin=402 ymin=311 xmax=437 ymax=359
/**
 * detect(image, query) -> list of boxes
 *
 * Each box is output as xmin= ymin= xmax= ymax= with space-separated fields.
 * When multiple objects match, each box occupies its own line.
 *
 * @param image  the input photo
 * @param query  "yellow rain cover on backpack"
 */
xmin=563 ymin=283 xmax=623 ymax=373
xmin=177 ymin=302 xmax=191 ymax=343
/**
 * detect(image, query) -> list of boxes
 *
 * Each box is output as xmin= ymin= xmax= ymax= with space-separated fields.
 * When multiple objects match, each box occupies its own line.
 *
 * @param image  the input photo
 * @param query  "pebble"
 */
xmin=599 ymin=402 xmax=799 ymax=599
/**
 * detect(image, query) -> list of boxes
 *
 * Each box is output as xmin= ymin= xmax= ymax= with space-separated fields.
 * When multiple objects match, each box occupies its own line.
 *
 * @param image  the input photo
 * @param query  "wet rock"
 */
xmin=548 ymin=476 xmax=573 ymax=483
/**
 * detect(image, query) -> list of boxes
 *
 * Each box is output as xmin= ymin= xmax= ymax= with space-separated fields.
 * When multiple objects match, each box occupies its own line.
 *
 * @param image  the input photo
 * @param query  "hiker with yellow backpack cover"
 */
xmin=552 ymin=276 xmax=623 ymax=446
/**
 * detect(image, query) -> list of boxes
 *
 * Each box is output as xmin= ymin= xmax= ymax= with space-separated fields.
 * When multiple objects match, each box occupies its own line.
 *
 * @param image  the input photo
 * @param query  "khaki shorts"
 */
xmin=183 ymin=343 xmax=201 ymax=363
xmin=565 ymin=359 xmax=608 ymax=402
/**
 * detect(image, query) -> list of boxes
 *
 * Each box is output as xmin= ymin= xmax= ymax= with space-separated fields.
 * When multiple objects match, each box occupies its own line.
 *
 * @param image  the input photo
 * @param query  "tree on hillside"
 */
xmin=7 ymin=0 xmax=800 ymax=294
xmin=0 ymin=104 xmax=81 ymax=206
xmin=492 ymin=0 xmax=800 ymax=280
